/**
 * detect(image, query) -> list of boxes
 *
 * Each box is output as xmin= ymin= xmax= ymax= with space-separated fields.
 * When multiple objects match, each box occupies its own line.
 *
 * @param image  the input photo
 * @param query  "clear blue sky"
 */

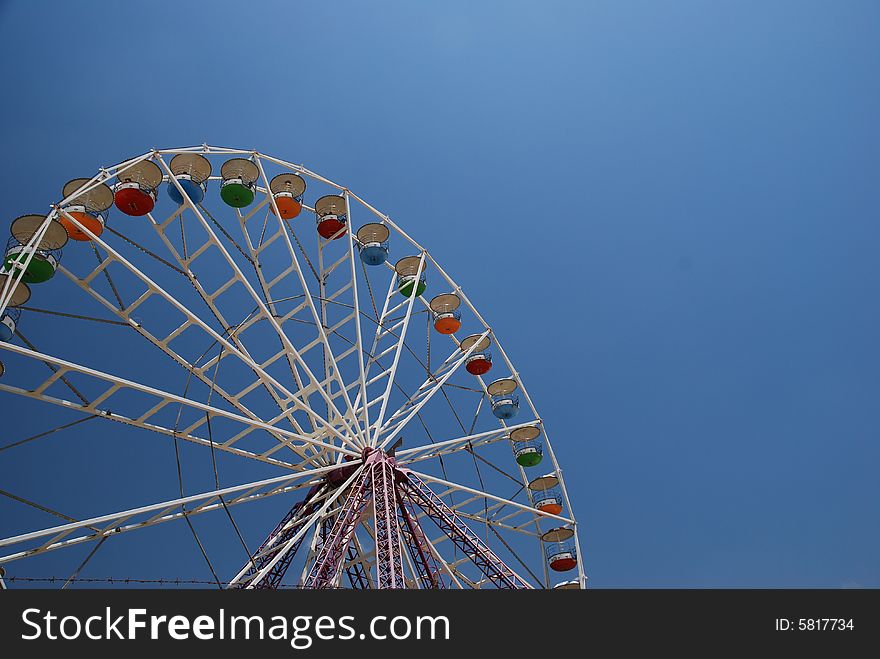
xmin=1 ymin=0 xmax=878 ymax=588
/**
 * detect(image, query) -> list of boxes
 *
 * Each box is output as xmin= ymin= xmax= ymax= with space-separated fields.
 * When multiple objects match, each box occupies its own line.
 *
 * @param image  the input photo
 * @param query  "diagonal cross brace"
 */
xmin=231 ymin=484 xmax=323 ymax=589
xmin=345 ymin=542 xmax=373 ymax=589
xmin=303 ymin=457 xmax=376 ymax=588
xmin=399 ymin=472 xmax=532 ymax=589
xmin=398 ymin=490 xmax=446 ymax=589
xmin=372 ymin=457 xmax=405 ymax=588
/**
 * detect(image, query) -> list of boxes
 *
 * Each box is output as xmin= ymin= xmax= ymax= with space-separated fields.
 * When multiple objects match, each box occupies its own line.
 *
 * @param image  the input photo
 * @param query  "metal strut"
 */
xmin=317 ymin=517 xmax=371 ymax=588
xmin=345 ymin=543 xmax=372 ymax=589
xmin=372 ymin=456 xmax=405 ymax=588
xmin=303 ymin=461 xmax=375 ymax=589
xmin=232 ymin=484 xmax=322 ymax=589
xmin=399 ymin=472 xmax=532 ymax=589
xmin=398 ymin=489 xmax=447 ymax=589
xmin=243 ymin=450 xmax=531 ymax=589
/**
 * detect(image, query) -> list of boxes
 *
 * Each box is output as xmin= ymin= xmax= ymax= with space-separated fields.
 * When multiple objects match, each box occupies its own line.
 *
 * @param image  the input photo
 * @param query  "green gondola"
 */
xmin=515 ymin=448 xmax=543 ymax=468
xmin=220 ymin=181 xmax=255 ymax=207
xmin=3 ymin=248 xmax=57 ymax=284
xmin=398 ymin=276 xmax=427 ymax=298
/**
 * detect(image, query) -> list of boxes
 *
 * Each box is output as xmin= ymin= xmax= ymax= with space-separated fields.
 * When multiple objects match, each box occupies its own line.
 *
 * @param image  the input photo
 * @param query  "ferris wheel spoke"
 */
xmin=232 ymin=210 xmax=318 ymax=433
xmin=252 ymin=157 xmax=368 ymax=448
xmin=376 ymin=328 xmax=491 ymax=451
xmin=44 ymin=273 xmax=329 ymax=461
xmin=0 ymin=342 xmax=357 ymax=463
xmin=153 ymin=155 xmax=365 ymax=448
xmin=52 ymin=214 xmax=361 ymax=455
xmin=0 ymin=382 xmax=331 ymax=474
xmin=369 ymin=253 xmax=427 ymax=445
xmin=55 ymin=211 xmax=261 ymax=380
xmin=395 ymin=421 xmax=537 ymax=466
xmin=229 ymin=215 xmax=365 ymax=446
xmin=136 ymin=200 xmax=312 ymax=440
xmin=408 ymin=470 xmax=574 ymax=526
xmin=247 ymin=463 xmax=366 ymax=588
xmin=415 ymin=488 xmax=540 ymax=540
xmin=312 ymin=192 xmax=372 ymax=442
xmin=455 ymin=508 xmax=540 ymax=537
xmin=440 ymin=485 xmax=573 ymax=534
xmin=0 ymin=462 xmax=348 ymax=565
xmin=351 ymin=268 xmax=397 ymax=419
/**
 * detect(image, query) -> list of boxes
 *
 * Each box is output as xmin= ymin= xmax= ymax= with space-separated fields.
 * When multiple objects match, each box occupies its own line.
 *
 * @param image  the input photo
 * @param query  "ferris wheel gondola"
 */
xmin=58 ymin=178 xmax=114 ymax=241
xmin=115 ymin=160 xmax=163 ymax=216
xmin=166 ymin=153 xmax=212 ymax=205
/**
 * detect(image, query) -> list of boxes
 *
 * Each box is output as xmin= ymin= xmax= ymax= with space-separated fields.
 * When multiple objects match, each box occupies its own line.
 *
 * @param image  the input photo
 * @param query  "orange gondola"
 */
xmin=58 ymin=178 xmax=114 ymax=240
xmin=269 ymin=173 xmax=306 ymax=219
xmin=430 ymin=293 xmax=462 ymax=334
xmin=528 ymin=472 xmax=564 ymax=516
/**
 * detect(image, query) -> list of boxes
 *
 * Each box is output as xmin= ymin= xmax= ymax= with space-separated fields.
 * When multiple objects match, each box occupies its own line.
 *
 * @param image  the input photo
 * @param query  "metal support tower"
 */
xmin=232 ymin=485 xmax=322 ymax=589
xmin=237 ymin=449 xmax=531 ymax=589
xmin=400 ymin=472 xmax=532 ymax=589
xmin=398 ymin=489 xmax=446 ymax=589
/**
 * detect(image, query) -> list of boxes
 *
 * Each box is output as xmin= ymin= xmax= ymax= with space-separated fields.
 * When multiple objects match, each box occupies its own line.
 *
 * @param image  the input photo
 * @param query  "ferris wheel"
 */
xmin=0 ymin=145 xmax=584 ymax=590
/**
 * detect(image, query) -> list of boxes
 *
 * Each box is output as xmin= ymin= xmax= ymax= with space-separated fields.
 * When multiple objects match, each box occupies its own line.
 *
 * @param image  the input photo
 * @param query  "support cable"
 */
xmin=204 ymin=346 xmax=256 ymax=571
xmin=91 ymin=243 xmax=126 ymax=309
xmin=0 ymin=415 xmax=98 ymax=453
xmin=0 ymin=489 xmax=100 ymax=532
xmin=15 ymin=331 xmax=90 ymax=405
xmin=17 ymin=306 xmax=130 ymax=327
xmin=102 ymin=227 xmax=188 ymax=277
xmin=282 ymin=218 xmax=321 ymax=284
xmin=62 ymin=537 xmax=107 ymax=589
xmin=195 ymin=203 xmax=254 ymax=265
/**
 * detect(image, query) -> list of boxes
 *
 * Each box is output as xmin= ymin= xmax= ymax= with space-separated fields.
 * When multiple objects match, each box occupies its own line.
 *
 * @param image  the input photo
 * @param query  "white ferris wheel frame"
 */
xmin=0 ymin=145 xmax=584 ymax=589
